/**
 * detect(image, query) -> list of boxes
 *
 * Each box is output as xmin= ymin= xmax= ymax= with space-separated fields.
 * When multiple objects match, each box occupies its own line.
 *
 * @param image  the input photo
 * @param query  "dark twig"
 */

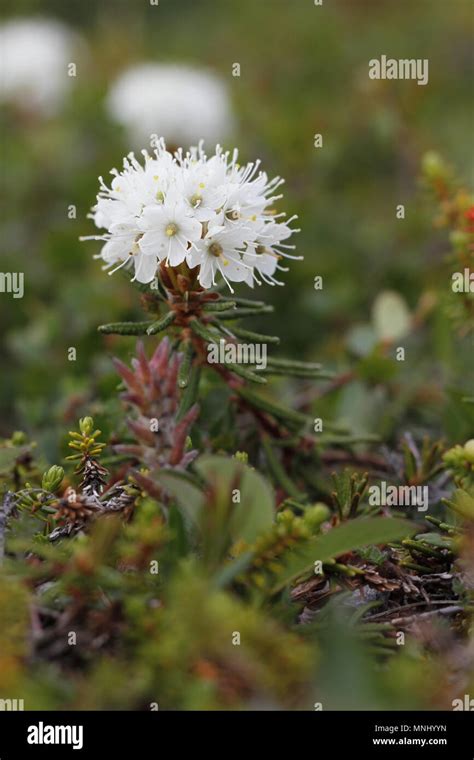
xmin=0 ymin=491 xmax=16 ymax=562
xmin=367 ymin=599 xmax=462 ymax=622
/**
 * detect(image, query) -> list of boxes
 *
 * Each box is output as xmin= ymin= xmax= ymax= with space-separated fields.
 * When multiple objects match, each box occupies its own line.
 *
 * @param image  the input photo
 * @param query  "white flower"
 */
xmin=139 ymin=198 xmax=202 ymax=267
xmin=82 ymin=138 xmax=301 ymax=289
xmin=106 ymin=64 xmax=235 ymax=148
xmin=101 ymin=221 xmax=156 ymax=284
xmin=242 ymin=219 xmax=300 ymax=287
xmin=0 ymin=18 xmax=78 ymax=116
xmin=177 ymin=159 xmax=228 ymax=222
xmin=187 ymin=222 xmax=250 ymax=291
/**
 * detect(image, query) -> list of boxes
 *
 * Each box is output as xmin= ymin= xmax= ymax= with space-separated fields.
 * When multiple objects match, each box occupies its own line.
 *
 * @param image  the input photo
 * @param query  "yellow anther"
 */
xmin=165 ymin=223 xmax=178 ymax=237
xmin=208 ymin=242 xmax=223 ymax=257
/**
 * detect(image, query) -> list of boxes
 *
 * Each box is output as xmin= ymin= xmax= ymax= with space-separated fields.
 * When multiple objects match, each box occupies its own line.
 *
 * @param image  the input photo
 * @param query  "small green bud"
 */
xmin=267 ymin=561 xmax=282 ymax=575
xmin=295 ymin=523 xmax=311 ymax=540
xmin=444 ymin=444 xmax=470 ymax=467
xmin=124 ymin=483 xmax=140 ymax=496
xmin=464 ymin=439 xmax=474 ymax=463
xmin=276 ymin=509 xmax=294 ymax=526
xmin=42 ymin=465 xmax=65 ymax=492
xmin=252 ymin=573 xmax=266 ymax=588
xmin=304 ymin=503 xmax=331 ymax=530
xmin=11 ymin=430 xmax=27 ymax=445
xmin=79 ymin=417 xmax=94 ymax=436
xmin=449 ymin=230 xmax=469 ymax=248
xmin=234 ymin=451 xmax=248 ymax=464
xmin=422 ymin=151 xmax=446 ymax=181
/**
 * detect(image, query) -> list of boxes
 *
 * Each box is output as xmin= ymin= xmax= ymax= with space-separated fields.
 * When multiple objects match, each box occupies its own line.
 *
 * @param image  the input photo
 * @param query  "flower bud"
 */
xmin=42 ymin=465 xmax=65 ymax=492
xmin=79 ymin=417 xmax=94 ymax=436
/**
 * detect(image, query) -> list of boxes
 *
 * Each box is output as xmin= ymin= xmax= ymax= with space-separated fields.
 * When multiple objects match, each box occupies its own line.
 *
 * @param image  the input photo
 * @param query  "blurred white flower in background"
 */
xmin=106 ymin=64 xmax=235 ymax=148
xmin=0 ymin=17 xmax=78 ymax=116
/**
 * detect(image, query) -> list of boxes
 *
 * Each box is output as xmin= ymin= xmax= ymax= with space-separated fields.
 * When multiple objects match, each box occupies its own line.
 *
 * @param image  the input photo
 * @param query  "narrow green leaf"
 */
xmin=221 ymin=325 xmax=280 ymax=345
xmin=265 ymin=356 xmax=322 ymax=371
xmin=146 ymin=311 xmax=176 ymax=335
xmin=225 ymin=363 xmax=267 ymax=384
xmin=203 ymin=300 xmax=237 ymax=312
xmin=189 ymin=319 xmax=220 ymax=344
xmin=212 ymin=551 xmax=255 ymax=589
xmin=262 ymin=367 xmax=333 ymax=379
xmin=217 ymin=306 xmax=273 ymax=320
xmin=177 ymin=365 xmax=201 ymax=420
xmin=231 ymin=297 xmax=266 ymax=308
xmin=178 ymin=341 xmax=194 ymax=388
xmin=235 ymin=387 xmax=309 ymax=429
xmin=98 ymin=321 xmax=153 ymax=335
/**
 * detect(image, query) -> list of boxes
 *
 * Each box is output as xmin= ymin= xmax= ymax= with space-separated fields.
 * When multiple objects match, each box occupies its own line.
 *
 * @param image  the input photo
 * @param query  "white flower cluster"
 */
xmin=107 ymin=64 xmax=234 ymax=148
xmin=84 ymin=138 xmax=301 ymax=290
xmin=0 ymin=18 xmax=77 ymax=116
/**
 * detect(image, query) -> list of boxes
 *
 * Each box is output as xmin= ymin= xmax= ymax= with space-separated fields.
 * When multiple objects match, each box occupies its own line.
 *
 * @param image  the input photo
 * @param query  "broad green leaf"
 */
xmin=0 ymin=446 xmax=29 ymax=472
xmin=195 ymin=455 xmax=275 ymax=543
xmin=271 ymin=516 xmax=415 ymax=593
xmin=372 ymin=291 xmax=411 ymax=341
xmin=346 ymin=323 xmax=377 ymax=357
xmin=155 ymin=470 xmax=204 ymax=527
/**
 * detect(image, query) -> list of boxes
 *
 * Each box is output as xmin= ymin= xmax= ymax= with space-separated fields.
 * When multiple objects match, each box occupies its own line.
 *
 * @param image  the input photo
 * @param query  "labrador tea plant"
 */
xmin=0 ymin=140 xmax=473 ymax=710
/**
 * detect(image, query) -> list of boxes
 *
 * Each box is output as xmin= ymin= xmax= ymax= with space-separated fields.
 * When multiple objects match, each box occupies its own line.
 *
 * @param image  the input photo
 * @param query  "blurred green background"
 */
xmin=1 ymin=0 xmax=473 ymax=459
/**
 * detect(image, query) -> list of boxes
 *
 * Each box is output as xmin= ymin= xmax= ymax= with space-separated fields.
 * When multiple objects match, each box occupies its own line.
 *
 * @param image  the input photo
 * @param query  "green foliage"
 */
xmin=270 ymin=516 xmax=415 ymax=593
xmin=1 ymin=410 xmax=473 ymax=708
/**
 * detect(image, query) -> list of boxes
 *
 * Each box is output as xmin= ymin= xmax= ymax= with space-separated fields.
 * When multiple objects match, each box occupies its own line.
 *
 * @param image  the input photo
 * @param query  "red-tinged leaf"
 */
xmin=136 ymin=340 xmax=151 ymax=385
xmin=112 ymin=357 xmax=140 ymax=390
xmin=169 ymin=404 xmax=199 ymax=466
xmin=132 ymin=470 xmax=163 ymax=501
xmin=127 ymin=419 xmax=156 ymax=446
